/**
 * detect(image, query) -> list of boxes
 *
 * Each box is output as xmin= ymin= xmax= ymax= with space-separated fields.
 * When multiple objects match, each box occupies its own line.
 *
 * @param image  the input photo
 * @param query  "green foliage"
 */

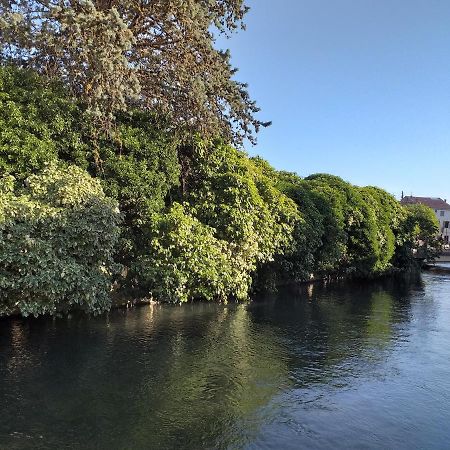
xmin=404 ymin=204 xmax=441 ymax=240
xmin=185 ymin=143 xmax=299 ymax=286
xmin=0 ymin=164 xmax=121 ymax=316
xmin=186 ymin=142 xmax=299 ymax=262
xmin=93 ymin=112 xmax=181 ymax=270
xmin=305 ymin=174 xmax=380 ymax=275
xmin=0 ymin=66 xmax=88 ymax=178
xmin=0 ymin=66 xmax=180 ymax=219
xmin=396 ymin=204 xmax=441 ymax=264
xmin=359 ymin=187 xmax=406 ymax=271
xmin=272 ymin=171 xmax=325 ymax=281
xmin=273 ymin=172 xmax=410 ymax=282
xmin=0 ymin=66 xmax=439 ymax=314
xmin=0 ymin=66 xmax=180 ymax=271
xmin=133 ymin=143 xmax=300 ymax=302
xmin=133 ymin=203 xmax=250 ymax=303
xmin=96 ymin=111 xmax=180 ymax=226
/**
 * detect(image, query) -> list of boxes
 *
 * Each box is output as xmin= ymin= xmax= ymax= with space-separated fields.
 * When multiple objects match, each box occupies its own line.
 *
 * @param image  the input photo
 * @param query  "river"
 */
xmin=1 ymin=271 xmax=450 ymax=449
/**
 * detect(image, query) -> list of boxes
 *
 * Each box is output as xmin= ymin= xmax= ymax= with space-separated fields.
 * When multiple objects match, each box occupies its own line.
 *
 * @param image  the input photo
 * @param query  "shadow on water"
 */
xmin=0 ymin=303 xmax=289 ymax=449
xmin=2 ymin=272 xmax=450 ymax=449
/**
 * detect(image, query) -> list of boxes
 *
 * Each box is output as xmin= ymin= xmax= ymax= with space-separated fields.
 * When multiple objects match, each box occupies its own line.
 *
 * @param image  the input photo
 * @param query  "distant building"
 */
xmin=400 ymin=195 xmax=450 ymax=243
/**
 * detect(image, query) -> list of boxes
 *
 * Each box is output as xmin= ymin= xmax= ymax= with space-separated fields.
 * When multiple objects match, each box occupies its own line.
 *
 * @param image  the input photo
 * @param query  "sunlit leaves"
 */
xmin=0 ymin=163 xmax=121 ymax=316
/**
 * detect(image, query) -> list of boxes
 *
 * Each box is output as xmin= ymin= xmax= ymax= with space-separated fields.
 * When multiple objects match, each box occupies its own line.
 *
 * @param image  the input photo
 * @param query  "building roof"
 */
xmin=400 ymin=196 xmax=450 ymax=210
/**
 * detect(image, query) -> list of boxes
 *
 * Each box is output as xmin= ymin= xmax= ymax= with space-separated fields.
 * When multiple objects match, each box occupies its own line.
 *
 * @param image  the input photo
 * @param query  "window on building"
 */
xmin=441 ymin=211 xmax=445 ymax=217
xmin=445 ymin=221 xmax=449 ymax=229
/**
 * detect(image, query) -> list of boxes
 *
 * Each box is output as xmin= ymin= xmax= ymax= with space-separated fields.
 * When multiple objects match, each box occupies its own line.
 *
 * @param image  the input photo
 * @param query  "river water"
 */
xmin=1 ymin=271 xmax=450 ymax=449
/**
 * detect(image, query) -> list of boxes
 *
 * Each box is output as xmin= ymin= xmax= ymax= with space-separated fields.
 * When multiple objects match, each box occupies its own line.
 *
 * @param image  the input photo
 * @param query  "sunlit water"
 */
xmin=1 ymin=272 xmax=450 ymax=449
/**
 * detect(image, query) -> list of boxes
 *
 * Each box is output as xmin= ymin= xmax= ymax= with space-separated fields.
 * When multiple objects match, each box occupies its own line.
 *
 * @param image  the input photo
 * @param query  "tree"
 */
xmin=0 ymin=66 xmax=182 ymax=274
xmin=184 ymin=141 xmax=299 ymax=271
xmin=133 ymin=202 xmax=251 ymax=303
xmin=0 ymin=0 xmax=268 ymax=145
xmin=0 ymin=163 xmax=121 ymax=316
xmin=132 ymin=142 xmax=300 ymax=302
xmin=0 ymin=66 xmax=88 ymax=178
xmin=396 ymin=203 xmax=441 ymax=264
xmin=271 ymin=171 xmax=326 ymax=282
xmin=305 ymin=174 xmax=380 ymax=275
xmin=359 ymin=186 xmax=405 ymax=272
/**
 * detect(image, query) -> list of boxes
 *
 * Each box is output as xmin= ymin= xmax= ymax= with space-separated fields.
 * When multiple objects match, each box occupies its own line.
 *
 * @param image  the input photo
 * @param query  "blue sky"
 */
xmin=218 ymin=0 xmax=450 ymax=200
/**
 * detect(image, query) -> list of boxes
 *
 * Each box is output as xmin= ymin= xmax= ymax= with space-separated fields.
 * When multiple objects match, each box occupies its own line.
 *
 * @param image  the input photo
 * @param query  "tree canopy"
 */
xmin=0 ymin=0 xmax=268 ymax=144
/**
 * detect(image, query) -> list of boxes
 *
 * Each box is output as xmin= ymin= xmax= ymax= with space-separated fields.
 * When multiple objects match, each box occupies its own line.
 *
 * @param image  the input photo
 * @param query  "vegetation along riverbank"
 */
xmin=0 ymin=66 xmax=441 ymax=317
xmin=0 ymin=2 xmax=441 ymax=317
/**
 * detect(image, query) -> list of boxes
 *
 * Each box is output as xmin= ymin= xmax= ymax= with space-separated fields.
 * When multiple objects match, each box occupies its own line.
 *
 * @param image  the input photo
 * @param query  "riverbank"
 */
xmin=423 ymin=260 xmax=450 ymax=275
xmin=423 ymin=250 xmax=450 ymax=273
xmin=1 ymin=266 xmax=422 ymax=319
xmin=110 ymin=267 xmax=411 ymax=310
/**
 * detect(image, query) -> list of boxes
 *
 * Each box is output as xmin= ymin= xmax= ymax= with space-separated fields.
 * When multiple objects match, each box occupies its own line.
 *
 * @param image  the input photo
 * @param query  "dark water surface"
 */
xmin=2 ymin=272 xmax=450 ymax=449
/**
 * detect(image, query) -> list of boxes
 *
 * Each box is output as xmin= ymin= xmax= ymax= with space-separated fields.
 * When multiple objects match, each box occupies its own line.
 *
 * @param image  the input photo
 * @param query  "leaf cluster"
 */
xmin=133 ymin=203 xmax=250 ymax=303
xmin=0 ymin=163 xmax=121 ymax=316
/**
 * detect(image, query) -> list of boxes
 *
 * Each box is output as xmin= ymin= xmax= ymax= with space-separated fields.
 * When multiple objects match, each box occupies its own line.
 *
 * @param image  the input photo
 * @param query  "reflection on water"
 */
xmin=1 ymin=273 xmax=450 ymax=449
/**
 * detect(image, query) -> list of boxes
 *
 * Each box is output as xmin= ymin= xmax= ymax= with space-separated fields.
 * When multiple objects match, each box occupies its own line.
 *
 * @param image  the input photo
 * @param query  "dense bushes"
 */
xmin=132 ymin=142 xmax=300 ymax=302
xmin=0 ymin=67 xmax=442 ymax=315
xmin=359 ymin=187 xmax=405 ymax=271
xmin=266 ymin=171 xmax=438 ymax=285
xmin=274 ymin=171 xmax=341 ymax=280
xmin=0 ymin=164 xmax=120 ymax=316
xmin=133 ymin=203 xmax=250 ymax=303
xmin=184 ymin=142 xmax=299 ymax=266
xmin=304 ymin=174 xmax=381 ymax=275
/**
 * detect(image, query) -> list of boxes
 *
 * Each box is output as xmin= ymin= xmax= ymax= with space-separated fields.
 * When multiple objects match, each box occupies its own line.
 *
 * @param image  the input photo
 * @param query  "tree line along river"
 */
xmin=1 ymin=269 xmax=450 ymax=449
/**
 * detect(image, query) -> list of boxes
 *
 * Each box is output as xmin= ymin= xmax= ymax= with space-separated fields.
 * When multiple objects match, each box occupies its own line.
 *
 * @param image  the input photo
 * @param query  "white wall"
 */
xmin=433 ymin=209 xmax=450 ymax=242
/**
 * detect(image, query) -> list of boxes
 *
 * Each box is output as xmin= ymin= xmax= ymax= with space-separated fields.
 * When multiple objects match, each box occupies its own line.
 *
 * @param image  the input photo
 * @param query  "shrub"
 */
xmin=0 ymin=164 xmax=121 ymax=316
xmin=359 ymin=187 xmax=406 ymax=272
xmin=0 ymin=67 xmax=180 ymax=272
xmin=95 ymin=111 xmax=180 ymax=226
xmin=133 ymin=203 xmax=250 ymax=303
xmin=93 ymin=112 xmax=181 ymax=272
xmin=274 ymin=173 xmax=405 ymax=280
xmin=273 ymin=172 xmax=327 ymax=281
xmin=133 ymin=143 xmax=300 ymax=301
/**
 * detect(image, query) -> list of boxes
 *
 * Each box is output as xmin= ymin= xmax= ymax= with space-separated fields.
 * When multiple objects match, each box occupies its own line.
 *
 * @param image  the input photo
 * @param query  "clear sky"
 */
xmin=219 ymin=0 xmax=450 ymax=200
